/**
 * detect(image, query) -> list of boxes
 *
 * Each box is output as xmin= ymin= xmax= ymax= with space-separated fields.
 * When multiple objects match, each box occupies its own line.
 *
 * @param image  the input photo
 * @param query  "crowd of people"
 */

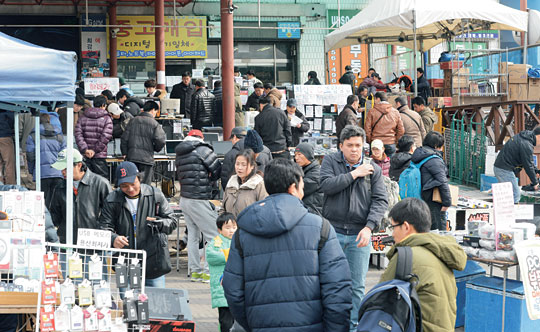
xmin=0 ymin=69 xmax=466 ymax=332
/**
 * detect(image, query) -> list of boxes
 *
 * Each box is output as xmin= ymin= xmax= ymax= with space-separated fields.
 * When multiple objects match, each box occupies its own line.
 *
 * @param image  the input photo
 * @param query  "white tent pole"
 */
xmin=66 ymin=101 xmax=74 ymax=245
xmin=413 ymin=9 xmax=418 ymax=97
xmin=35 ymin=114 xmax=40 ymax=191
xmin=14 ymin=112 xmax=20 ymax=186
xmin=523 ymin=31 xmax=528 ymax=65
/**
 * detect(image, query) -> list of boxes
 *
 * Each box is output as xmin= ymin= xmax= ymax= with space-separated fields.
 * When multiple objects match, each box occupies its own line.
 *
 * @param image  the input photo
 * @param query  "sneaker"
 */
xmin=201 ymin=273 xmax=210 ymax=283
xmin=191 ymin=272 xmax=203 ymax=282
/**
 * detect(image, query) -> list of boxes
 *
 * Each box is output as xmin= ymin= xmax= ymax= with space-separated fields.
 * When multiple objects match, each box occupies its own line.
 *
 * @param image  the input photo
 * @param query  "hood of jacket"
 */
xmin=237 ymin=193 xmax=308 ymax=238
xmin=175 ymin=136 xmax=211 ymax=156
xmin=390 ymin=152 xmax=412 ymax=169
xmin=83 ymin=107 xmax=110 ymax=119
xmin=125 ymin=96 xmax=144 ymax=107
xmin=267 ymin=88 xmax=282 ymax=101
xmin=517 ymin=130 xmax=537 ymax=146
xmin=411 ymin=146 xmax=441 ymax=164
xmin=373 ymin=102 xmax=393 ymax=114
xmin=226 ymin=173 xmax=264 ymax=190
xmin=387 ymin=233 xmax=467 ymax=271
xmin=419 ymin=107 xmax=438 ymax=123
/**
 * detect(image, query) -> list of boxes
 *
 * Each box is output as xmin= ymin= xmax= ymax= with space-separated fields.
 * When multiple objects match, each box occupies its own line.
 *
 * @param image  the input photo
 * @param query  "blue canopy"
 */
xmin=0 ymin=32 xmax=77 ymax=102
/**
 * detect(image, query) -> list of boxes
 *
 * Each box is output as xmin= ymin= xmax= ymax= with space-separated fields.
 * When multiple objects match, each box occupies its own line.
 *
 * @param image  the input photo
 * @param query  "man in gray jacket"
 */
xmin=320 ymin=125 xmax=388 ymax=331
xmin=99 ymin=161 xmax=177 ymax=286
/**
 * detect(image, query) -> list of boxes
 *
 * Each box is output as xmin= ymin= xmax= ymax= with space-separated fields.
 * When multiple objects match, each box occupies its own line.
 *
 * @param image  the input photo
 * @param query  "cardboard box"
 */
xmin=500 ymin=64 xmax=528 ymax=84
xmin=528 ymin=78 xmax=540 ymax=100
xmin=428 ymin=97 xmax=452 ymax=108
xmin=502 ymin=83 xmax=528 ymax=100
xmin=440 ymin=61 xmax=464 ymax=70
xmin=0 ymin=292 xmax=38 ymax=305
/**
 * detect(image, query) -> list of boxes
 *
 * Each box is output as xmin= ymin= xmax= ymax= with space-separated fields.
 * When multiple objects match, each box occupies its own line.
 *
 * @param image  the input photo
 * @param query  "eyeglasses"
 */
xmin=388 ymin=222 xmax=405 ymax=230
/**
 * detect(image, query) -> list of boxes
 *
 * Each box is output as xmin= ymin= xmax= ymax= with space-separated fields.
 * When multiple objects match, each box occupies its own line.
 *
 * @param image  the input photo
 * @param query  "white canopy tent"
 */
xmin=0 ymin=32 xmax=77 ymax=244
xmin=324 ymin=0 xmax=529 ymax=95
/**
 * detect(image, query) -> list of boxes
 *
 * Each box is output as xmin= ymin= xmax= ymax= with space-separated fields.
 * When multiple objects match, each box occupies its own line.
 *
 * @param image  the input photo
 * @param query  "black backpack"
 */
xmin=357 ymin=246 xmax=423 ymax=332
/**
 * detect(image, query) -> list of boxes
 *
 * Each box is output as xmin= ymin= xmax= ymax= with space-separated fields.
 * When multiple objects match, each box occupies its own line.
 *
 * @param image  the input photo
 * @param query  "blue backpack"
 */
xmin=398 ymin=155 xmax=439 ymax=199
xmin=357 ymin=247 xmax=423 ymax=332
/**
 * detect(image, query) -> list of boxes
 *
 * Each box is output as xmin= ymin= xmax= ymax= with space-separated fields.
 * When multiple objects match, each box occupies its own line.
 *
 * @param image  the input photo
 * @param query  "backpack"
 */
xmin=357 ymin=246 xmax=423 ymax=332
xmin=398 ymin=155 xmax=440 ymax=199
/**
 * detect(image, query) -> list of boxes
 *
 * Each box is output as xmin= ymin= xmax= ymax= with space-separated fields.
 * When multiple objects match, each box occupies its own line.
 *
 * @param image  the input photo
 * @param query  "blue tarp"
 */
xmin=0 ymin=32 xmax=77 ymax=102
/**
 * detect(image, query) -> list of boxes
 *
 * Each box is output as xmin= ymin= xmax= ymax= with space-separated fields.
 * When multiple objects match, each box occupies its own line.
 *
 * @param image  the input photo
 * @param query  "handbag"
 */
xmin=145 ymin=187 xmax=172 ymax=279
xmin=432 ymin=185 xmax=459 ymax=206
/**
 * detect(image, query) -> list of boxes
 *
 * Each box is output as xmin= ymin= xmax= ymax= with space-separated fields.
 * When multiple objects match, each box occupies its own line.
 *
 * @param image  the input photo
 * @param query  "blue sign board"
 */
xmin=277 ymin=22 xmax=301 ymax=39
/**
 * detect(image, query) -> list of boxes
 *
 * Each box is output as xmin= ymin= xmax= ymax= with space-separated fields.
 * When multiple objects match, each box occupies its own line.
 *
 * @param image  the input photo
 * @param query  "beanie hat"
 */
xmin=295 ymin=143 xmax=315 ymax=162
xmin=244 ymin=130 xmax=264 ymax=153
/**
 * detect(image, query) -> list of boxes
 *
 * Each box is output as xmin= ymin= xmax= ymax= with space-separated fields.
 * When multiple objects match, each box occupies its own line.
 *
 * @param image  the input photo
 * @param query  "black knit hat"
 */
xmin=295 ymin=143 xmax=315 ymax=162
xmin=244 ymin=130 xmax=264 ymax=153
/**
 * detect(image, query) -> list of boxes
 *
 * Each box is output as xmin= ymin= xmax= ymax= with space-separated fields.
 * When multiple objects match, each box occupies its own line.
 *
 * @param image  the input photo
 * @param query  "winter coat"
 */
xmin=286 ymin=109 xmax=310 ymax=146
xmin=372 ymin=155 xmax=391 ymax=177
xmin=335 ymin=105 xmax=358 ymax=140
xmin=170 ymin=82 xmax=195 ymax=116
xmin=244 ymin=91 xmax=260 ymax=112
xmin=112 ymin=111 xmax=133 ymax=139
xmin=223 ymin=193 xmax=352 ymax=332
xmin=380 ymin=233 xmax=467 ymax=332
xmin=190 ymin=88 xmax=215 ymax=130
xmin=49 ymin=169 xmax=111 ymax=244
xmin=389 ymin=152 xmax=412 ymax=182
xmin=121 ymin=112 xmax=166 ymax=165
xmin=339 ymin=70 xmax=357 ymax=93
xmin=411 ymin=146 xmax=451 ymax=207
xmin=223 ymin=174 xmax=267 ymax=217
xmin=26 ymin=122 xmax=66 ymax=180
xmin=494 ymin=130 xmax=538 ymax=184
xmin=304 ymin=77 xmax=321 ymax=85
xmin=0 ymin=183 xmax=59 ymax=243
xmin=320 ymin=152 xmax=388 ymax=233
xmin=99 ymin=184 xmax=177 ymax=278
xmin=57 ymin=103 xmax=87 ymax=136
xmin=414 ymin=74 xmax=432 ymax=103
xmin=365 ymin=102 xmax=404 ymax=145
xmin=419 ymin=107 xmax=438 ymax=134
xmin=266 ymin=88 xmax=283 ymax=109
xmin=75 ymin=107 xmax=113 ymax=159
xmin=302 ymin=161 xmax=323 ymax=215
xmin=175 ymin=137 xmax=222 ymax=200
xmin=206 ymin=233 xmax=231 ymax=308
xmin=122 ymin=97 xmax=144 ymax=117
xmin=254 ymin=104 xmax=292 ymax=152
xmin=398 ymin=105 xmax=426 ymax=147
xmin=220 ymin=139 xmax=273 ymax=190
xmin=212 ymin=87 xmax=223 ymax=127
xmin=234 ymin=84 xmax=243 ymax=113
xmin=359 ymin=77 xmax=387 ymax=91
xmin=0 ymin=110 xmax=15 ymax=137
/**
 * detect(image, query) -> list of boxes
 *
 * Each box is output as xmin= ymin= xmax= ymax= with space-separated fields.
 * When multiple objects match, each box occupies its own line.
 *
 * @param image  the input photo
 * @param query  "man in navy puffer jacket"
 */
xmin=223 ymin=158 xmax=352 ymax=332
xmin=75 ymin=95 xmax=113 ymax=178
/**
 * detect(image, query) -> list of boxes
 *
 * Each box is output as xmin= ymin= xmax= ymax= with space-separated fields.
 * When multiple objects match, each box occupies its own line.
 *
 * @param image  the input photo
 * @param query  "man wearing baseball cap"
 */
xmin=175 ymin=129 xmax=222 ymax=282
xmin=108 ymin=102 xmax=133 ymax=139
xmin=99 ymin=161 xmax=177 ymax=287
xmin=48 ymin=148 xmax=112 ymax=244
xmin=294 ymin=143 xmax=323 ymax=214
xmin=285 ymin=98 xmax=310 ymax=147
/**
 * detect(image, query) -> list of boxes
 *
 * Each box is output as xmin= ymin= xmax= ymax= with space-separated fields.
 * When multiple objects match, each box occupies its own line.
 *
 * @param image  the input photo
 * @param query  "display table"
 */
xmin=468 ymin=257 xmax=519 ymax=332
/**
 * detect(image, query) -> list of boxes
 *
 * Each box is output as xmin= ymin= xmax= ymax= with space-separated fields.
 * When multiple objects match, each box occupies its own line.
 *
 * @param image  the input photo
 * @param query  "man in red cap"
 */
xmin=175 ymin=129 xmax=222 ymax=282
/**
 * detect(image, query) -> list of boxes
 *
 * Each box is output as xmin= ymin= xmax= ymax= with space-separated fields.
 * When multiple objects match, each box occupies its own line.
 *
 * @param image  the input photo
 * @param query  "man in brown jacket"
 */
xmin=263 ymin=83 xmax=283 ymax=109
xmin=365 ymin=92 xmax=404 ymax=157
xmin=395 ymin=96 xmax=425 ymax=147
xmin=412 ymin=96 xmax=438 ymax=134
xmin=335 ymin=95 xmax=359 ymax=140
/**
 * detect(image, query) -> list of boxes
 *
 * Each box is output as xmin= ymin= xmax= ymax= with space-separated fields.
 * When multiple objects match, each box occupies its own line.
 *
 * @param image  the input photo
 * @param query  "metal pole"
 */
xmin=523 ymin=31 xmax=528 ymax=65
xmin=14 ymin=112 xmax=20 ymax=186
xmin=338 ymin=0 xmax=341 ymax=28
xmin=109 ymin=5 xmax=118 ymax=77
xmin=35 ymin=114 xmax=40 ymax=191
xmin=155 ymin=0 xmax=166 ymax=90
xmin=413 ymin=9 xmax=418 ymax=97
xmin=258 ymin=0 xmax=261 ymax=28
xmin=221 ymin=0 xmax=235 ymax=140
xmin=66 ymin=102 xmax=74 ymax=245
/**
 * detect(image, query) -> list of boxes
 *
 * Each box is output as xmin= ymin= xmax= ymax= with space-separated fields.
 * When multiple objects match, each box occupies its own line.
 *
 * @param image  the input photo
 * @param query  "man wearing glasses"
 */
xmin=381 ymin=198 xmax=466 ymax=332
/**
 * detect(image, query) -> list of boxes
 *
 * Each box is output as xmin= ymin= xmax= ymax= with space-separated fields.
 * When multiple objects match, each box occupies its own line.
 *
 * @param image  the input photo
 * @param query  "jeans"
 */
xmin=85 ymin=158 xmax=109 ymax=179
xmin=494 ymin=166 xmax=520 ymax=203
xmin=145 ymin=275 xmax=166 ymax=288
xmin=180 ymin=197 xmax=218 ymax=274
xmin=336 ymin=232 xmax=371 ymax=331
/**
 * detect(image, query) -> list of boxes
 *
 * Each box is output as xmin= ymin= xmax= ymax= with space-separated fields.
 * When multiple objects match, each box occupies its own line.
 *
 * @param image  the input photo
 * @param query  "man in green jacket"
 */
xmin=380 ymin=198 xmax=467 ymax=332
